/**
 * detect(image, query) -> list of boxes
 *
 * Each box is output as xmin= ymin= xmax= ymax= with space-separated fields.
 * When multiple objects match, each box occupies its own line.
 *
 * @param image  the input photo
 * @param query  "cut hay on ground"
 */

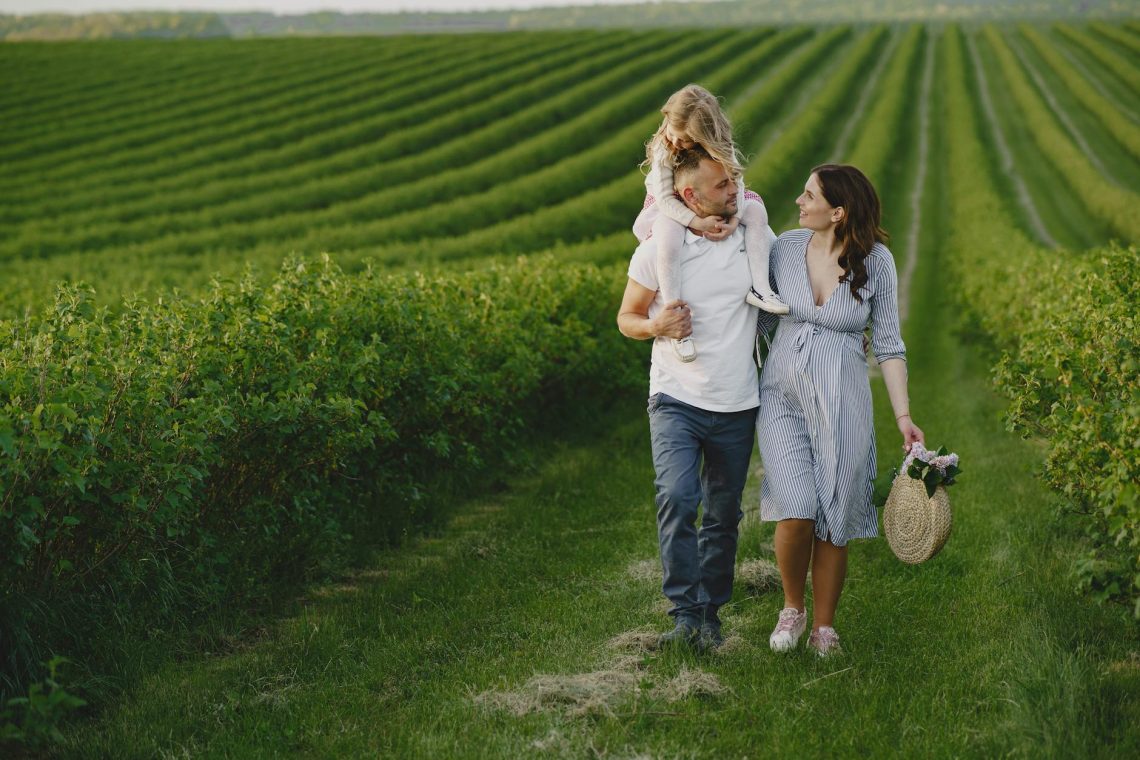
xmin=626 ymin=558 xmax=660 ymax=582
xmin=607 ymin=628 xmax=659 ymax=653
xmin=476 ymin=663 xmax=727 ymax=718
xmin=737 ymin=558 xmax=781 ymax=593
xmin=475 ymin=669 xmax=641 ymax=717
xmin=651 ymin=665 xmax=730 ymax=701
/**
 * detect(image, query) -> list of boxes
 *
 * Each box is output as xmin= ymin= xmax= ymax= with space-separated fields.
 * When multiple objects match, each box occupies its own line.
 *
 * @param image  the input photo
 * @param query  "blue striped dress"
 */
xmin=757 ymin=229 xmax=906 ymax=546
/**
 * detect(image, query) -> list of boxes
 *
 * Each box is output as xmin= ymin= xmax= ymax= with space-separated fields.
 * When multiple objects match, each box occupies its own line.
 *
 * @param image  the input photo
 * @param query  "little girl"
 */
xmin=634 ymin=84 xmax=788 ymax=362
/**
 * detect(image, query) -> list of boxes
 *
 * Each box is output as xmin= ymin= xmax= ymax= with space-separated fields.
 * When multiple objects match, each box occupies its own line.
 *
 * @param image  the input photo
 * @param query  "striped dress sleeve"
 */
xmin=868 ymin=244 xmax=906 ymax=363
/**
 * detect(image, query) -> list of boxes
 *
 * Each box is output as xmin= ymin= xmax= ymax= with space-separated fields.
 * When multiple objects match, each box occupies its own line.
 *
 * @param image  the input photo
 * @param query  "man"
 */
xmin=617 ymin=145 xmax=771 ymax=650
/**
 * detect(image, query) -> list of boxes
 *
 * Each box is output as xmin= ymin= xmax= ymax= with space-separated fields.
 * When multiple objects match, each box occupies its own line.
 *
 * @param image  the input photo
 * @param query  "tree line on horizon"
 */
xmin=2 ymin=1 xmax=1137 ymax=40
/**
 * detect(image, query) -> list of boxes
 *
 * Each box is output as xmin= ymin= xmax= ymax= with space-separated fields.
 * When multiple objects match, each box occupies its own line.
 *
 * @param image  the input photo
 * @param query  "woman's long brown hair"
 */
xmin=812 ymin=164 xmax=889 ymax=303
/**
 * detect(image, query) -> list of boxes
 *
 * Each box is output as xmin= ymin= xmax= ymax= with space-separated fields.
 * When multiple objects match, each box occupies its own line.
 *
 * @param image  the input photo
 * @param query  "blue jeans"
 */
xmin=647 ymin=392 xmax=757 ymax=627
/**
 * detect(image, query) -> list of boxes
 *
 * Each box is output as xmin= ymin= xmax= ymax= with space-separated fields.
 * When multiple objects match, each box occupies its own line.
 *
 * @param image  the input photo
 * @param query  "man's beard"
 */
xmin=692 ymin=190 xmax=736 ymax=219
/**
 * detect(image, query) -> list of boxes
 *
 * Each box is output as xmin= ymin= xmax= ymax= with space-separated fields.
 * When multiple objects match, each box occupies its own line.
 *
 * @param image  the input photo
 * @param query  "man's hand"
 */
xmin=618 ymin=279 xmax=693 ymax=341
xmin=654 ymin=299 xmax=692 ymax=339
xmin=704 ymin=215 xmax=739 ymax=242
xmin=688 ymin=214 xmax=727 ymax=237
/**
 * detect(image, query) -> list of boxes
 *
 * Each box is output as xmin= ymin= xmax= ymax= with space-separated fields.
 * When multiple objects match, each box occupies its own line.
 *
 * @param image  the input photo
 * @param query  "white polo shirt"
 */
xmin=628 ymin=227 xmax=767 ymax=413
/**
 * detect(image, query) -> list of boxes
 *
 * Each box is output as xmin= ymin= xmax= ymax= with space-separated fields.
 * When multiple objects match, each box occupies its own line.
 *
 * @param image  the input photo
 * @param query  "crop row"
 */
xmin=0 ymin=31 xmax=681 ymax=227
xmin=0 ymin=30 xmax=756 ymax=261
xmin=744 ymin=26 xmax=888 ymax=204
xmin=1053 ymin=24 xmax=1140 ymax=95
xmin=941 ymin=26 xmax=1139 ymax=617
xmin=1018 ymin=26 xmax=1140 ymax=165
xmin=0 ymin=38 xmax=345 ymax=120
xmin=219 ymin=28 xmax=815 ymax=259
xmin=982 ymin=26 xmax=1140 ymax=241
xmin=0 ymin=26 xmax=852 ymax=314
xmin=221 ymin=27 xmax=844 ymax=264
xmin=0 ymin=37 xmax=485 ymax=163
xmin=1088 ymin=20 xmax=1140 ymax=56
xmin=846 ymin=26 xmax=926 ymax=186
xmin=0 ymin=33 xmax=570 ymax=191
xmin=0 ymin=37 xmax=415 ymax=155
xmin=212 ymin=27 xmax=863 ymax=268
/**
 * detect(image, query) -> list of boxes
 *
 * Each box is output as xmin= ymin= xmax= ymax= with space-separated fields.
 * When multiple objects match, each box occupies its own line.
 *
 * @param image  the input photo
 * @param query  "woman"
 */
xmin=756 ymin=164 xmax=923 ymax=656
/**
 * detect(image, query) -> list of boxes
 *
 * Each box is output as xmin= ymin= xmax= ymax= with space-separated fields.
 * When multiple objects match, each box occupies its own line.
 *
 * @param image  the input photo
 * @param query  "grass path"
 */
xmin=57 ymin=267 xmax=1140 ymax=758
xmin=57 ymin=147 xmax=1140 ymax=760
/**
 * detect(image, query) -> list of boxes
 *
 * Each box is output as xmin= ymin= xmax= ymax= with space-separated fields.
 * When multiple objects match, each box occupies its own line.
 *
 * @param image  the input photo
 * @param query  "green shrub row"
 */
xmin=983 ymin=26 xmax=1140 ymax=241
xmin=0 ymin=254 xmax=644 ymax=695
xmin=942 ymin=26 xmax=1140 ymax=616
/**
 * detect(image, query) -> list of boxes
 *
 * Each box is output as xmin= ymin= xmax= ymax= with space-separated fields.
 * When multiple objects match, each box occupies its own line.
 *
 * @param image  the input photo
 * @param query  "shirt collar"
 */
xmin=684 ymin=228 xmax=741 ymax=248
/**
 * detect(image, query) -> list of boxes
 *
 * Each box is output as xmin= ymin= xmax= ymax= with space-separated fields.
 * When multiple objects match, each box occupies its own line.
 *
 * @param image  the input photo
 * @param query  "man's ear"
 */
xmin=680 ymin=185 xmax=698 ymax=206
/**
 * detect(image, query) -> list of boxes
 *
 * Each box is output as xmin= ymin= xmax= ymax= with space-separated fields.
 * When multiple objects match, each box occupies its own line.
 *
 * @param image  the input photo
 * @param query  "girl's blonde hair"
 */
xmin=642 ymin=84 xmax=744 ymax=181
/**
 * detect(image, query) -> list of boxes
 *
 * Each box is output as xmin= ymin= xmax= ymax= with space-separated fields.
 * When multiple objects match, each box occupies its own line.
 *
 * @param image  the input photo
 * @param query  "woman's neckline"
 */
xmin=804 ymin=232 xmax=843 ymax=310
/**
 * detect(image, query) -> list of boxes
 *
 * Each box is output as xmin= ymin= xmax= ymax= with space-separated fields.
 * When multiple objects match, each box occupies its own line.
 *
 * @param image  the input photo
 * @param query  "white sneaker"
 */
xmin=746 ymin=289 xmax=790 ymax=315
xmin=769 ymin=607 xmax=807 ymax=652
xmin=672 ymin=337 xmax=697 ymax=363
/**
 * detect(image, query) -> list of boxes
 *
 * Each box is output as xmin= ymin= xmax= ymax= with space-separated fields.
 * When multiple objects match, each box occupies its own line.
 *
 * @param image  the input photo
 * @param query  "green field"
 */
xmin=1 ymin=22 xmax=1138 ymax=756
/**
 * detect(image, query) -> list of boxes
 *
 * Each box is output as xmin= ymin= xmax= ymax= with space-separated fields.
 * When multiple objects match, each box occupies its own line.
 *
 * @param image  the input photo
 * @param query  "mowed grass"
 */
xmin=56 ymin=283 xmax=1140 ymax=758
xmin=56 ymin=122 xmax=1140 ymax=760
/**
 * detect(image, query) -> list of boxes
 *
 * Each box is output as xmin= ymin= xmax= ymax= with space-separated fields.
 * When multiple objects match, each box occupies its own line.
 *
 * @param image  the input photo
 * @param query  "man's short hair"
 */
xmin=672 ymin=144 xmax=715 ymax=190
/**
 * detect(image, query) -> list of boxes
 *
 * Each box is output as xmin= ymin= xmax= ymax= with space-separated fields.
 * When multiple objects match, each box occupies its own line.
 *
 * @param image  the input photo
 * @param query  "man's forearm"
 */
xmin=617 ymin=311 xmax=659 ymax=341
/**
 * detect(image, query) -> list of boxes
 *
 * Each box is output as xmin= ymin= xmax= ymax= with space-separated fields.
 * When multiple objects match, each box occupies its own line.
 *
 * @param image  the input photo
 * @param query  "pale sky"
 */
xmin=0 ymin=0 xmax=658 ymax=14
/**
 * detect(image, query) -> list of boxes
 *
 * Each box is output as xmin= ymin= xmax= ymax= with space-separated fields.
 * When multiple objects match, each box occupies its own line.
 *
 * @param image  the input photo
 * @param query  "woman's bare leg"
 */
xmin=809 ymin=538 xmax=848 ymax=628
xmin=774 ymin=518 xmax=815 ymax=611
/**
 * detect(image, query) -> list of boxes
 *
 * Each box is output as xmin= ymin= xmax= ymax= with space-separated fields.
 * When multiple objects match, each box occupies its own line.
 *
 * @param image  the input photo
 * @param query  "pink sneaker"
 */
xmin=807 ymin=626 xmax=841 ymax=656
xmin=769 ymin=607 xmax=807 ymax=652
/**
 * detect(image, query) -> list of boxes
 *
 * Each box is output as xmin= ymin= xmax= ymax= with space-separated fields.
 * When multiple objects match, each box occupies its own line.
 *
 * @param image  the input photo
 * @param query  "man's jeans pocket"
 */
xmin=647 ymin=392 xmax=677 ymax=415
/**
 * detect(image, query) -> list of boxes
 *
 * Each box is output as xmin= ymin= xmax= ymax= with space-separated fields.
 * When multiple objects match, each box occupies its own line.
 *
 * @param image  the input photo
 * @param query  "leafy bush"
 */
xmin=993 ymin=245 xmax=1140 ymax=615
xmin=942 ymin=26 xmax=1140 ymax=616
xmin=0 ymin=254 xmax=644 ymax=699
xmin=0 ymin=657 xmax=86 ymax=751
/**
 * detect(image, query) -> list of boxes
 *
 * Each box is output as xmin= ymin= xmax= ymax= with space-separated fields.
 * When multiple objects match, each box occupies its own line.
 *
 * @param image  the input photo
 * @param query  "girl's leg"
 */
xmin=653 ymin=215 xmax=697 ymax=361
xmin=809 ymin=538 xmax=848 ymax=629
xmin=653 ymin=214 xmax=687 ymax=305
xmin=740 ymin=198 xmax=789 ymax=314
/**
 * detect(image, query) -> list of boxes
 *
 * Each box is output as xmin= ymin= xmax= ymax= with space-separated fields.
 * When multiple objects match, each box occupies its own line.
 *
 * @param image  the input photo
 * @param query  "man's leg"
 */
xmin=648 ymin=394 xmax=709 ymax=630
xmin=697 ymin=406 xmax=758 ymax=628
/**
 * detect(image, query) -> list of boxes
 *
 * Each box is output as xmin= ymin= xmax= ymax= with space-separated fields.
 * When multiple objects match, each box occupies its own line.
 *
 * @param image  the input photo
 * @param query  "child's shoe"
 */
xmin=746 ymin=288 xmax=790 ymax=315
xmin=672 ymin=337 xmax=697 ymax=363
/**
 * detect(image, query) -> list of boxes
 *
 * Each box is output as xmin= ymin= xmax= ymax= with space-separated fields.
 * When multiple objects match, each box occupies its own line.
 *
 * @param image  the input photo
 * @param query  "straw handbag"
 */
xmin=883 ymin=472 xmax=952 ymax=564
